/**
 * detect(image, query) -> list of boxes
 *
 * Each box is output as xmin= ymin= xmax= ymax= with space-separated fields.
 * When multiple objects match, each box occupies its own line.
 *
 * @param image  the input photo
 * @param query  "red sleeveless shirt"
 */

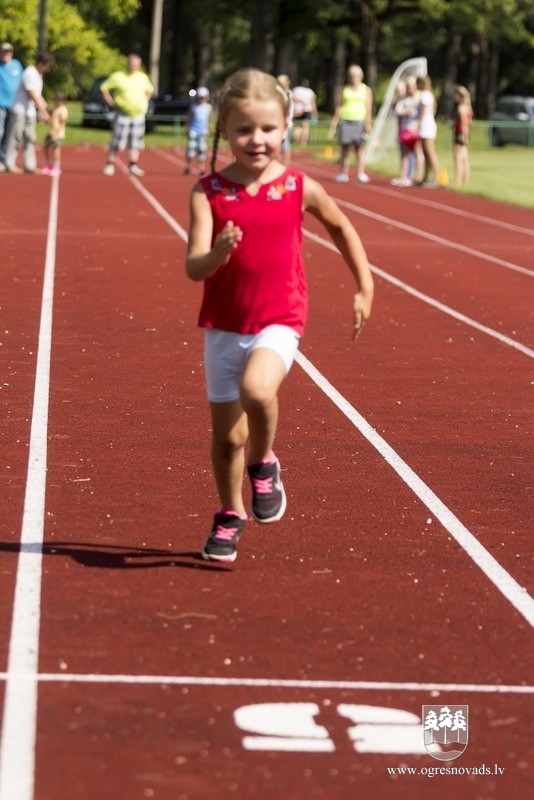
xmin=198 ymin=168 xmax=308 ymax=336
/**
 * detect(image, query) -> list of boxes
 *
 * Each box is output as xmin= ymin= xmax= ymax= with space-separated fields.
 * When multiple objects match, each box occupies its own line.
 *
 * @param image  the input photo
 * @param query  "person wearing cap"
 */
xmin=184 ymin=86 xmax=212 ymax=176
xmin=101 ymin=53 xmax=154 ymax=177
xmin=4 ymin=50 xmax=53 ymax=174
xmin=0 ymin=43 xmax=23 ymax=171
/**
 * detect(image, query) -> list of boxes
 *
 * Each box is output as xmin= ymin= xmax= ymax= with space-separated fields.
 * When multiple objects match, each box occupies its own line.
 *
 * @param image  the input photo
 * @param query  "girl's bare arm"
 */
xmin=186 ymin=184 xmax=243 ymax=281
xmin=303 ymin=175 xmax=374 ymax=338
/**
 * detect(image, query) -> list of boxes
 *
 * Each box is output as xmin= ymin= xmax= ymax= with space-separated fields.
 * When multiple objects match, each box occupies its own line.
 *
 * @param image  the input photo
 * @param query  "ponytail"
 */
xmin=210 ymin=118 xmax=221 ymax=173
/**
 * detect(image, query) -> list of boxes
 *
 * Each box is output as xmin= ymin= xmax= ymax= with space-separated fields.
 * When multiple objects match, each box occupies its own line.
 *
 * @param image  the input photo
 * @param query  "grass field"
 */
xmin=56 ymin=107 xmax=534 ymax=209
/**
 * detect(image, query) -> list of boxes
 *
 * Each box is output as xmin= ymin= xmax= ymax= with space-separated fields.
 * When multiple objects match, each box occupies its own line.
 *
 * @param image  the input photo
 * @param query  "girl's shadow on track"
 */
xmin=0 ymin=541 xmax=231 ymax=571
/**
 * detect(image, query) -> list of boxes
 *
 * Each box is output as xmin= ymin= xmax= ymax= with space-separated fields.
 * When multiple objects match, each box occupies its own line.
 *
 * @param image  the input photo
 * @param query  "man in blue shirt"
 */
xmin=0 ymin=42 xmax=23 ymax=170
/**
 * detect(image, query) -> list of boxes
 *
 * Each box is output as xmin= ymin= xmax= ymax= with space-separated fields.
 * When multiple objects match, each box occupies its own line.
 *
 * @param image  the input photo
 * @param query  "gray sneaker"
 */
xmin=202 ymin=512 xmax=246 ymax=562
xmin=247 ymin=458 xmax=287 ymax=523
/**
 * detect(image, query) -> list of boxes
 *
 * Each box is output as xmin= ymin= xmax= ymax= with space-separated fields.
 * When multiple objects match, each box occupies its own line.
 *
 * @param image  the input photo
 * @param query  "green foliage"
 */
xmin=0 ymin=0 xmax=139 ymax=99
xmin=0 ymin=0 xmax=39 ymax=55
xmin=68 ymin=0 xmax=141 ymax=26
xmin=46 ymin=0 xmax=124 ymax=97
xmin=1 ymin=0 xmax=533 ymax=102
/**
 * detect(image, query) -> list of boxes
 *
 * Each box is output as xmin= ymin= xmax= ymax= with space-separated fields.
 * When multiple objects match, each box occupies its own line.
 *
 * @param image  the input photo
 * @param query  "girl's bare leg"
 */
xmin=240 ymin=348 xmax=286 ymax=464
xmin=412 ymin=141 xmax=424 ymax=183
xmin=339 ymin=144 xmax=351 ymax=177
xmin=210 ymin=399 xmax=248 ymax=516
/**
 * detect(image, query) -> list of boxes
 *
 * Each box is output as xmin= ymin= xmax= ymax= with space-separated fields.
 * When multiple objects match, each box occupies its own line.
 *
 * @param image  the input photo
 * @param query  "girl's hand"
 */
xmin=213 ymin=220 xmax=243 ymax=264
xmin=352 ymin=290 xmax=373 ymax=340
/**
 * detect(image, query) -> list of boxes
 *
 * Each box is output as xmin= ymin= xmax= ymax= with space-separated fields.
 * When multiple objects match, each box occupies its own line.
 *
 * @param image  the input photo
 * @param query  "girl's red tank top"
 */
xmin=198 ymin=168 xmax=308 ymax=336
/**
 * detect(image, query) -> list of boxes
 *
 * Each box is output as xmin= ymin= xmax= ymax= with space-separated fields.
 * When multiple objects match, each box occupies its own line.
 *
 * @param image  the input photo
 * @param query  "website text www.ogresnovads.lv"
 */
xmin=387 ymin=764 xmax=505 ymax=777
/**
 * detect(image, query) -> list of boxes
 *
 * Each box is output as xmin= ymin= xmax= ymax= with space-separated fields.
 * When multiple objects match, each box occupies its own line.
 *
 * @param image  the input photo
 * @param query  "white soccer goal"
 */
xmin=365 ymin=57 xmax=428 ymax=164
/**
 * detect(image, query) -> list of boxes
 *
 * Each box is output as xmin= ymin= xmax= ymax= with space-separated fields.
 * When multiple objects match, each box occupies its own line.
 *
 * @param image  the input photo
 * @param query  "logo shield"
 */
xmin=422 ymin=705 xmax=468 ymax=761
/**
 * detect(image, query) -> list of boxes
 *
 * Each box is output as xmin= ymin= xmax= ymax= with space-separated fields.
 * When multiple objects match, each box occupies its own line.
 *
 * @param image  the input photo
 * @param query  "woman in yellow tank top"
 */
xmin=329 ymin=65 xmax=373 ymax=183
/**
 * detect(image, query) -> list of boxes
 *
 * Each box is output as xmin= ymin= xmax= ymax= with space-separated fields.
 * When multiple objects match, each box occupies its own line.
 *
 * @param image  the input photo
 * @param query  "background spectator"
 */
xmin=101 ymin=53 xmax=154 ymax=177
xmin=43 ymin=91 xmax=68 ymax=175
xmin=4 ymin=50 xmax=53 ymax=175
xmin=0 ymin=42 xmax=24 ymax=172
xmin=291 ymin=79 xmax=317 ymax=146
xmin=416 ymin=75 xmax=440 ymax=186
xmin=391 ymin=76 xmax=423 ymax=187
xmin=185 ymin=86 xmax=212 ymax=176
xmin=452 ymin=85 xmax=473 ymax=186
xmin=328 ymin=65 xmax=373 ymax=184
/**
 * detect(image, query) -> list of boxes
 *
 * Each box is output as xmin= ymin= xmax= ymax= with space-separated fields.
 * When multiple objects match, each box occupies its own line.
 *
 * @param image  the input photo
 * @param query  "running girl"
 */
xmin=186 ymin=68 xmax=374 ymax=562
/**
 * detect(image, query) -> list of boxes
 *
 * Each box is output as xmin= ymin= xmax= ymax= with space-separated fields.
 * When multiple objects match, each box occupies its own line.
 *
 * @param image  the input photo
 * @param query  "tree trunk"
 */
xmin=467 ymin=41 xmax=480 ymax=108
xmin=274 ymin=38 xmax=298 ymax=82
xmin=248 ymin=0 xmax=275 ymax=71
xmin=170 ymin=1 xmax=192 ymax=97
xmin=326 ymin=37 xmax=346 ymax=113
xmin=439 ymin=29 xmax=462 ymax=117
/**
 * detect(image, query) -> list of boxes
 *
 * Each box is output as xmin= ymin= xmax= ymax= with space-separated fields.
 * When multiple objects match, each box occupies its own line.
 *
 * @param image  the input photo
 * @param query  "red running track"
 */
xmin=0 ymin=144 xmax=533 ymax=800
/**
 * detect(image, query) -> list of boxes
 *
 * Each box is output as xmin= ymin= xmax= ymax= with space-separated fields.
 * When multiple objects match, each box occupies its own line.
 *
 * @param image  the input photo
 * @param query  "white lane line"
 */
xmin=295 ymin=350 xmax=534 ymax=627
xmin=155 ymin=146 xmax=534 ymax=243
xmin=0 ymin=175 xmax=60 ymax=800
xmin=304 ymin=160 xmax=534 ymax=238
xmin=126 ymin=178 xmax=534 ymax=627
xmin=125 ymin=171 xmax=189 ymax=240
xmin=1 ymin=674 xmax=532 ymax=694
xmin=304 ymin=229 xmax=534 ymax=358
xmin=334 ymin=197 xmax=534 ymax=278
xmin=131 ymin=160 xmax=534 ymax=357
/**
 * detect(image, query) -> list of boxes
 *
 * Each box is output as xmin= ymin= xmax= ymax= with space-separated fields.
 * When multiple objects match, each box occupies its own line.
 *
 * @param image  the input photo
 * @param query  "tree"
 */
xmin=1 ymin=0 xmax=533 ymax=109
xmin=0 ymin=0 xmax=141 ymax=98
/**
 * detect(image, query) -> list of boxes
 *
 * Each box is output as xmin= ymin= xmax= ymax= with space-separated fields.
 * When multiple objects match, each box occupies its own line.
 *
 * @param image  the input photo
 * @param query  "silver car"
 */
xmin=488 ymin=96 xmax=534 ymax=147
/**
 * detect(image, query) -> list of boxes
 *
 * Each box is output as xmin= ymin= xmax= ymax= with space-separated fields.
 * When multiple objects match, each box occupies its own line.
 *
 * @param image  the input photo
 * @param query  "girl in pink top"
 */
xmin=186 ymin=68 xmax=374 ymax=563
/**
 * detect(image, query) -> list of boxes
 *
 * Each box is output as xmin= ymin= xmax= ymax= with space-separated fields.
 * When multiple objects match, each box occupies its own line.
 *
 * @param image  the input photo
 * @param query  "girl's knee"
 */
xmin=212 ymin=433 xmax=246 ymax=460
xmin=240 ymin=374 xmax=279 ymax=410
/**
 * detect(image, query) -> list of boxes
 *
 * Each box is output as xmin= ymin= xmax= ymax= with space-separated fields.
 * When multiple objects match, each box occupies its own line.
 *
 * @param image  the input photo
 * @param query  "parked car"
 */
xmin=488 ymin=96 xmax=534 ymax=147
xmin=151 ymin=93 xmax=192 ymax=125
xmin=81 ymin=77 xmax=157 ymax=133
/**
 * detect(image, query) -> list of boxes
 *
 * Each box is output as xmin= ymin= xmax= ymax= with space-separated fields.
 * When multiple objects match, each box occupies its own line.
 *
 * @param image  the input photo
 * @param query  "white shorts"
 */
xmin=204 ymin=325 xmax=300 ymax=403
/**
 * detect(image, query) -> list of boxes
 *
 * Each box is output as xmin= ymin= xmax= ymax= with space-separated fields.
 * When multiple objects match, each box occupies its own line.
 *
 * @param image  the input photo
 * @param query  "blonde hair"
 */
xmin=277 ymin=74 xmax=291 ymax=91
xmin=348 ymin=65 xmax=363 ymax=82
xmin=416 ymin=75 xmax=432 ymax=91
xmin=454 ymin=85 xmax=472 ymax=107
xmin=210 ymin=68 xmax=290 ymax=172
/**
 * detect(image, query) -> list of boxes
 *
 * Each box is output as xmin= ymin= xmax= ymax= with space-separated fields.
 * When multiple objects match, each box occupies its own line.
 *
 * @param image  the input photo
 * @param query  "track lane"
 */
xmin=1 ymin=146 xmax=532 ymax=800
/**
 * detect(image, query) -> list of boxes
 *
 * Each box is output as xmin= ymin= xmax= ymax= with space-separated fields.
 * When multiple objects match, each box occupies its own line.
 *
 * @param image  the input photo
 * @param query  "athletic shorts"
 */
xmin=110 ymin=114 xmax=146 ymax=152
xmin=204 ymin=325 xmax=300 ymax=403
xmin=339 ymin=119 xmax=366 ymax=147
xmin=44 ymin=135 xmax=64 ymax=148
xmin=187 ymin=129 xmax=208 ymax=159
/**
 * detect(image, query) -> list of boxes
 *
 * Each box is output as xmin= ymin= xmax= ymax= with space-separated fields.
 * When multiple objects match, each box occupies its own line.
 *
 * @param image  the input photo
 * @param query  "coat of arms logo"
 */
xmin=422 ymin=705 xmax=468 ymax=761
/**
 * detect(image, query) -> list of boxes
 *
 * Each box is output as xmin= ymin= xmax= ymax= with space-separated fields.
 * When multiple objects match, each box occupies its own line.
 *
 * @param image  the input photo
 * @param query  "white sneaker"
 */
xmin=357 ymin=173 xmax=371 ymax=183
xmin=392 ymin=177 xmax=412 ymax=187
xmin=103 ymin=163 xmax=115 ymax=176
xmin=129 ymin=164 xmax=145 ymax=177
xmin=334 ymin=173 xmax=349 ymax=183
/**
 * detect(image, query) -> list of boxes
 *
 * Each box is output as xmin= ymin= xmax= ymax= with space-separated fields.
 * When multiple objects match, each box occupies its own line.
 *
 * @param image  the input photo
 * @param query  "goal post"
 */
xmin=365 ymin=57 xmax=428 ymax=164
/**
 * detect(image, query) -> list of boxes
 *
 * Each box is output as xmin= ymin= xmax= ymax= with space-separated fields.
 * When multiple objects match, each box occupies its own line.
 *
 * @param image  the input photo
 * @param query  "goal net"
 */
xmin=365 ymin=57 xmax=428 ymax=164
